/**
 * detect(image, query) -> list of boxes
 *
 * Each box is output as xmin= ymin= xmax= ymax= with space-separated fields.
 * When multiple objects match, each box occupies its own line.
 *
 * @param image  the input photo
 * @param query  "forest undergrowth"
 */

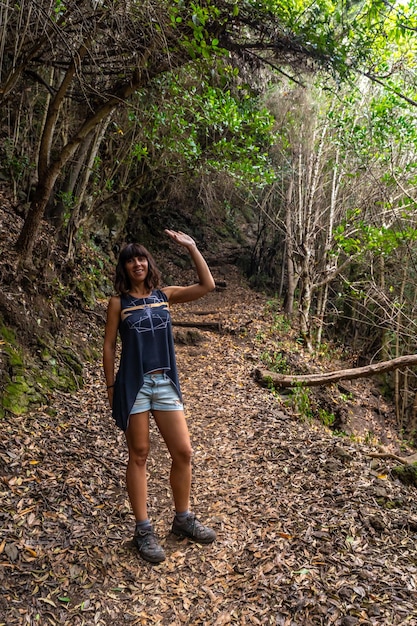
xmin=1 ymin=242 xmax=417 ymax=624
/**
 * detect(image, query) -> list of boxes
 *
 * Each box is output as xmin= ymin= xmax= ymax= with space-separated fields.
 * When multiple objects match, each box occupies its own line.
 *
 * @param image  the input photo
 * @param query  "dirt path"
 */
xmin=1 ymin=268 xmax=417 ymax=625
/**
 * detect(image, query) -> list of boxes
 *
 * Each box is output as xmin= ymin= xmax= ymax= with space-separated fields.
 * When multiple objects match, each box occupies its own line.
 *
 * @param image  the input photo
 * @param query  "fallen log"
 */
xmin=254 ymin=354 xmax=417 ymax=388
xmin=172 ymin=320 xmax=222 ymax=332
xmin=367 ymin=452 xmax=417 ymax=486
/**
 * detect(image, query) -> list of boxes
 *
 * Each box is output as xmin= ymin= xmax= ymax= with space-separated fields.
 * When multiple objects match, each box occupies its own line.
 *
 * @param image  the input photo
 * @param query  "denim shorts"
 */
xmin=131 ymin=372 xmax=184 ymax=414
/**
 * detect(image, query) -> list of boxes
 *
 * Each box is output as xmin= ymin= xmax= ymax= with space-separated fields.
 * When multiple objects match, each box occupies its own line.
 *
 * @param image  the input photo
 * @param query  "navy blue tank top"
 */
xmin=112 ymin=289 xmax=181 ymax=431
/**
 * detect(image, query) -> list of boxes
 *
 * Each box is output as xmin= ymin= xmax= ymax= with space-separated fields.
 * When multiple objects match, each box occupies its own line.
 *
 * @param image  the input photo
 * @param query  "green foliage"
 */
xmin=72 ymin=242 xmax=113 ymax=306
xmin=128 ymin=71 xmax=275 ymax=185
xmin=260 ymin=349 xmax=288 ymax=374
xmin=333 ymin=429 xmax=348 ymax=438
xmin=271 ymin=313 xmax=292 ymax=334
xmin=169 ymin=1 xmax=223 ymax=59
xmin=263 ymin=300 xmax=292 ymax=332
xmin=334 ymin=220 xmax=417 ymax=257
xmin=284 ymin=383 xmax=336 ymax=428
xmin=286 ymin=383 xmax=314 ymax=422
xmin=257 ymin=298 xmax=294 ymax=373
xmin=167 ymin=0 xmax=417 ymax=84
xmin=53 ymin=0 xmax=66 ymax=18
xmin=265 ymin=298 xmax=281 ymax=313
xmin=318 ymin=408 xmax=336 ymax=428
xmin=1 ymin=139 xmax=33 ymax=187
xmin=0 ymin=323 xmax=18 ymax=346
xmin=339 ymin=391 xmax=353 ymax=403
xmin=56 ymin=190 xmax=78 ymax=228
xmin=255 ymin=330 xmax=266 ymax=342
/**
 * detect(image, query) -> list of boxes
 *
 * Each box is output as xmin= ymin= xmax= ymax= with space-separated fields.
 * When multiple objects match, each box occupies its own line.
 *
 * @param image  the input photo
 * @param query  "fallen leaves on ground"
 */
xmin=1 ymin=267 xmax=417 ymax=626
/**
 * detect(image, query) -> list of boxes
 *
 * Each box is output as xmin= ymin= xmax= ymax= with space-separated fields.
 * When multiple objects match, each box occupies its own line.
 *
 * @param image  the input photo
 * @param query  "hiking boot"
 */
xmin=133 ymin=528 xmax=166 ymax=563
xmin=171 ymin=513 xmax=216 ymax=544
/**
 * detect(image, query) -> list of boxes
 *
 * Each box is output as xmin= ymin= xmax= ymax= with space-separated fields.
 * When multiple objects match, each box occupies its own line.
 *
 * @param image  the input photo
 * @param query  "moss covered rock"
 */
xmin=392 ymin=464 xmax=417 ymax=487
xmin=0 ymin=327 xmax=83 ymax=417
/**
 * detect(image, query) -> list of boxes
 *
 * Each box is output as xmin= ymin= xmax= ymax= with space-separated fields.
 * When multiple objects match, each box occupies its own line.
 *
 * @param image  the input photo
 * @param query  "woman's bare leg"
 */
xmin=125 ymin=411 xmax=150 ymax=521
xmin=152 ymin=409 xmax=192 ymax=512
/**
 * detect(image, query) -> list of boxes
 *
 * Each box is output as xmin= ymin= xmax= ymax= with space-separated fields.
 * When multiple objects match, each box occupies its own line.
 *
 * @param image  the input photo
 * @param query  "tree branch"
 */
xmin=254 ymin=354 xmax=417 ymax=388
xmin=360 ymin=70 xmax=417 ymax=108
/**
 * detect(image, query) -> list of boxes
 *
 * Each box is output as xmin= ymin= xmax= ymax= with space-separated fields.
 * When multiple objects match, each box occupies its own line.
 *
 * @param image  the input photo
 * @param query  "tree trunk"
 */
xmin=298 ymin=267 xmax=313 ymax=351
xmin=254 ymin=354 xmax=417 ymax=388
xmin=284 ymin=178 xmax=296 ymax=315
xmin=294 ymin=122 xmax=323 ymax=350
xmin=65 ymin=115 xmax=112 ymax=260
xmin=16 ymin=45 xmax=88 ymax=262
xmin=16 ymin=74 xmax=143 ymax=264
xmin=16 ymin=177 xmax=56 ymax=261
xmin=394 ymin=259 xmax=409 ymax=430
xmin=316 ymin=145 xmax=340 ymax=345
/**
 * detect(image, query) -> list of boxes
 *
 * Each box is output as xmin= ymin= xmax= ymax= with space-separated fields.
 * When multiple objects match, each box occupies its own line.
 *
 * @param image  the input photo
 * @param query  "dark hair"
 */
xmin=114 ymin=243 xmax=161 ymax=294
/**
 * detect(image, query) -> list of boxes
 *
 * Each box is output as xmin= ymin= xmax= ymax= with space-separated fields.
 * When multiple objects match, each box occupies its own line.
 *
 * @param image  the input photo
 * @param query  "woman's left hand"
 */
xmin=164 ymin=229 xmax=196 ymax=250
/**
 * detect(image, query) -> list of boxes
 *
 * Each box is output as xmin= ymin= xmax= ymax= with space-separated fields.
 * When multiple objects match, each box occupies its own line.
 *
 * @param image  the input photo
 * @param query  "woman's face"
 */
xmin=125 ymin=255 xmax=149 ymax=284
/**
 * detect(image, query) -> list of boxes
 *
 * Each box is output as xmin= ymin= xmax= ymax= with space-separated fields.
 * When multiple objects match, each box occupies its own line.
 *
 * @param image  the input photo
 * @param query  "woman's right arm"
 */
xmin=103 ymin=295 xmax=121 ymax=407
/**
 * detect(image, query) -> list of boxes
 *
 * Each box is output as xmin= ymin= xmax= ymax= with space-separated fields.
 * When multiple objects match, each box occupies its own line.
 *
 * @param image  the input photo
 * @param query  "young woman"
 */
xmin=103 ymin=229 xmax=216 ymax=563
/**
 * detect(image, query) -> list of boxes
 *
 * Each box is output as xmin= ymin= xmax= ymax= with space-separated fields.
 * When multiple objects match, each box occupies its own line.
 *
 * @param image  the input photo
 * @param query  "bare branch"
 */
xmin=254 ymin=354 xmax=417 ymax=388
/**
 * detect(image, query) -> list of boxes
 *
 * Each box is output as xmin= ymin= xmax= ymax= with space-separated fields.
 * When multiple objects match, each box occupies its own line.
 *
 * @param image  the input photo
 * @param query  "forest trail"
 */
xmin=1 ymin=265 xmax=417 ymax=626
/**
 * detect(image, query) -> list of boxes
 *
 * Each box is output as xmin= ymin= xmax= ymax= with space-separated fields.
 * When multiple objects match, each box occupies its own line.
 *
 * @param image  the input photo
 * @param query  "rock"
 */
xmin=392 ymin=464 xmax=417 ymax=486
xmin=332 ymin=445 xmax=353 ymax=462
xmin=368 ymin=514 xmax=386 ymax=532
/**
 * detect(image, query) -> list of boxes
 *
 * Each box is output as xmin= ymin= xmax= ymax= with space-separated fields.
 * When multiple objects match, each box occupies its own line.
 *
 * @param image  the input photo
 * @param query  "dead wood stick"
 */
xmin=254 ymin=354 xmax=417 ymax=388
xmin=172 ymin=320 xmax=221 ymax=331
xmin=81 ymin=307 xmax=106 ymax=322
xmin=90 ymin=452 xmax=122 ymax=472
xmin=367 ymin=452 xmax=417 ymax=465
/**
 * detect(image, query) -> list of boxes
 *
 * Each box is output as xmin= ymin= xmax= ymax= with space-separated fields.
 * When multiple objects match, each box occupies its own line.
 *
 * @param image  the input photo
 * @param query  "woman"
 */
xmin=103 ymin=229 xmax=216 ymax=564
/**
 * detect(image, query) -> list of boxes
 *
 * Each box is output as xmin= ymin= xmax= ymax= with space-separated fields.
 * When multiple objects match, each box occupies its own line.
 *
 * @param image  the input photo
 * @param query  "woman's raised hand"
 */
xmin=164 ymin=229 xmax=196 ymax=250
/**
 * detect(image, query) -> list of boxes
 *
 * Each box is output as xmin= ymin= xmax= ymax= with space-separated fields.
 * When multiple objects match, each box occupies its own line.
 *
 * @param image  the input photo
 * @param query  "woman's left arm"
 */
xmin=163 ymin=229 xmax=215 ymax=304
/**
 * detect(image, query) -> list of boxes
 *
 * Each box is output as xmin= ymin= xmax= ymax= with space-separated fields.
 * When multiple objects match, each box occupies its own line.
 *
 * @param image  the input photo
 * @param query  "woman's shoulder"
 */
xmin=108 ymin=294 xmax=122 ymax=310
xmin=152 ymin=288 xmax=169 ymax=302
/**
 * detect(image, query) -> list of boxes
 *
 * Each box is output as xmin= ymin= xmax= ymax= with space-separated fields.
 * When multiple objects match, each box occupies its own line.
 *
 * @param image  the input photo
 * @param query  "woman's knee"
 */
xmin=128 ymin=444 xmax=149 ymax=466
xmin=172 ymin=443 xmax=193 ymax=465
xmin=126 ymin=413 xmax=150 ymax=466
